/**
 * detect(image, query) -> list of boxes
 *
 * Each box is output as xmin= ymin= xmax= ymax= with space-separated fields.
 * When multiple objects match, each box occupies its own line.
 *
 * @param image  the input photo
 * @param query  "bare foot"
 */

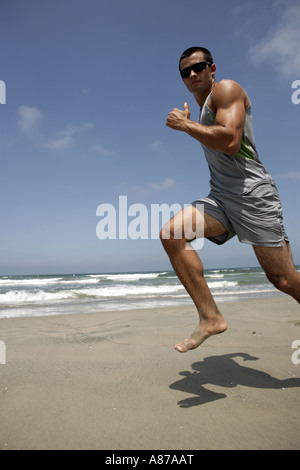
xmin=174 ymin=316 xmax=227 ymax=352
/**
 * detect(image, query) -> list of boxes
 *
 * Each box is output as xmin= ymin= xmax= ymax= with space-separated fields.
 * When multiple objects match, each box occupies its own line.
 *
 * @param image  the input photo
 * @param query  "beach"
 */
xmin=1 ymin=295 xmax=300 ymax=450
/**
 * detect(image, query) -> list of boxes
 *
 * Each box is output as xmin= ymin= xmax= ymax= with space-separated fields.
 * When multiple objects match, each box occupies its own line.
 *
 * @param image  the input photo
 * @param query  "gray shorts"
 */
xmin=192 ymin=182 xmax=289 ymax=247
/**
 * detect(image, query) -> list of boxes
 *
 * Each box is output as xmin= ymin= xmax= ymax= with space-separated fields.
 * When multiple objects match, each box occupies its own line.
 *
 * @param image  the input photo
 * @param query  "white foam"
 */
xmin=0 ymin=277 xmax=62 ymax=287
xmin=104 ymin=273 xmax=162 ymax=281
xmin=205 ymin=273 xmax=224 ymax=279
xmin=207 ymin=280 xmax=238 ymax=289
xmin=0 ymin=289 xmax=75 ymax=304
xmin=76 ymin=284 xmax=185 ymax=298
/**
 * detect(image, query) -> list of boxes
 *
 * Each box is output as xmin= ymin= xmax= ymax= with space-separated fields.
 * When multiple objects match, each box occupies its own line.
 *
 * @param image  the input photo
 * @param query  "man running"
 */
xmin=161 ymin=46 xmax=300 ymax=352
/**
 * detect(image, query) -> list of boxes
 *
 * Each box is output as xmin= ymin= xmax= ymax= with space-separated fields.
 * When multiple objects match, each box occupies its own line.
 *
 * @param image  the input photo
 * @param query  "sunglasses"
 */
xmin=180 ymin=61 xmax=212 ymax=79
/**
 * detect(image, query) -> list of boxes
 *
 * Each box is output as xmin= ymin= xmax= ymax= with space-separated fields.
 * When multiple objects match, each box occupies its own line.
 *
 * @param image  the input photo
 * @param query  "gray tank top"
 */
xmin=199 ymin=92 xmax=273 ymax=195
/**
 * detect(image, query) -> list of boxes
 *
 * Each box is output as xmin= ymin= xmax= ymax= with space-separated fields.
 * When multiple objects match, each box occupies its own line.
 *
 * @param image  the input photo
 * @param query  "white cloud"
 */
xmin=148 ymin=139 xmax=167 ymax=155
xmin=119 ymin=178 xmax=176 ymax=195
xmin=231 ymin=1 xmax=253 ymax=17
xmin=91 ymin=144 xmax=116 ymax=156
xmin=44 ymin=135 xmax=74 ymax=150
xmin=61 ymin=122 xmax=94 ymax=136
xmin=17 ymin=105 xmax=42 ymax=135
xmin=44 ymin=122 xmax=94 ymax=150
xmin=250 ymin=2 xmax=300 ymax=77
xmin=17 ymin=105 xmax=94 ymax=151
xmin=44 ymin=123 xmax=93 ymax=150
xmin=275 ymin=171 xmax=300 ymax=181
xmin=150 ymin=178 xmax=175 ymax=192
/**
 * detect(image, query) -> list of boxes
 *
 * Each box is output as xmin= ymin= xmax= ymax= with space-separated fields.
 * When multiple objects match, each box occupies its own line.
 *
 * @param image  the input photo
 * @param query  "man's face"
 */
xmin=180 ymin=51 xmax=215 ymax=95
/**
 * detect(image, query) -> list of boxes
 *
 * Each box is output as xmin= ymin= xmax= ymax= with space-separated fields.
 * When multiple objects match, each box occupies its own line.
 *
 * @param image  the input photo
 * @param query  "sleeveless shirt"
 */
xmin=198 ymin=92 xmax=273 ymax=195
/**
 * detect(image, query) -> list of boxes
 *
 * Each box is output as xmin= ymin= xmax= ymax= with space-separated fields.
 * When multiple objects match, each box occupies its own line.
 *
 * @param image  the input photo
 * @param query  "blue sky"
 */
xmin=1 ymin=0 xmax=300 ymax=275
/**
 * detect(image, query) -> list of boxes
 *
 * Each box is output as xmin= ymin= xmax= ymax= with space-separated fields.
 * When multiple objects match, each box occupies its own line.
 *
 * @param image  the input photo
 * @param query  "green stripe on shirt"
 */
xmin=234 ymin=135 xmax=254 ymax=160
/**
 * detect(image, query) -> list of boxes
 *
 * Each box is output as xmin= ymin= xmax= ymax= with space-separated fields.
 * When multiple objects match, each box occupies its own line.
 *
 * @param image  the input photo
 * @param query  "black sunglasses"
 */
xmin=180 ymin=61 xmax=212 ymax=79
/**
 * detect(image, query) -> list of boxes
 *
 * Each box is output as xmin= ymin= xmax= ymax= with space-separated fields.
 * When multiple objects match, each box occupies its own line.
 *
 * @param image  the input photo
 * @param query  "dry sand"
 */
xmin=0 ymin=295 xmax=300 ymax=450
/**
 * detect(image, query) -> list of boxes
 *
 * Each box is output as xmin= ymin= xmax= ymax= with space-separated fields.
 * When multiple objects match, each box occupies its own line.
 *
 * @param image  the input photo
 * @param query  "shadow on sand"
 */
xmin=169 ymin=352 xmax=300 ymax=408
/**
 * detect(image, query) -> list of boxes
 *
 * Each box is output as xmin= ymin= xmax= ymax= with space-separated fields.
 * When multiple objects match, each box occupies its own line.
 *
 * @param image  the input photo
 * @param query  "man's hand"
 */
xmin=166 ymin=102 xmax=190 ymax=131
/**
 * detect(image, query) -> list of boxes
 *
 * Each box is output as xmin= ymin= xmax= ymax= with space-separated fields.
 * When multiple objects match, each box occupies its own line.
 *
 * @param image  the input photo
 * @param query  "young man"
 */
xmin=161 ymin=46 xmax=300 ymax=353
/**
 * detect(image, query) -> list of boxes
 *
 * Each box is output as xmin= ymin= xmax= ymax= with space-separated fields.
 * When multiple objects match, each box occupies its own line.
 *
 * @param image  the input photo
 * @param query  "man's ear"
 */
xmin=210 ymin=63 xmax=216 ymax=78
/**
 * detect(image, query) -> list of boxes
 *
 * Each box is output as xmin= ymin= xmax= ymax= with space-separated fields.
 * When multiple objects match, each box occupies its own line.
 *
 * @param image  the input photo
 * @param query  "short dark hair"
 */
xmin=179 ymin=47 xmax=214 ymax=71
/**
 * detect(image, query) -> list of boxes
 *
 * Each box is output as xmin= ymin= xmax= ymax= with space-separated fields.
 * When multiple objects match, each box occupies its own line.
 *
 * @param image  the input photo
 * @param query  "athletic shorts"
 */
xmin=191 ymin=182 xmax=289 ymax=247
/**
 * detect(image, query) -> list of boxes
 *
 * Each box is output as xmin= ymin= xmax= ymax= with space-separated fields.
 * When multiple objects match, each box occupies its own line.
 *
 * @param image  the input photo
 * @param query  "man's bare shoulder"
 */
xmin=213 ymin=79 xmax=245 ymax=96
xmin=210 ymin=80 xmax=250 ymax=110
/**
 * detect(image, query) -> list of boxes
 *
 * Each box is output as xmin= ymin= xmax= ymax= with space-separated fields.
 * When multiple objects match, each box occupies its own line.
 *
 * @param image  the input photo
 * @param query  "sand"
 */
xmin=0 ymin=295 xmax=300 ymax=450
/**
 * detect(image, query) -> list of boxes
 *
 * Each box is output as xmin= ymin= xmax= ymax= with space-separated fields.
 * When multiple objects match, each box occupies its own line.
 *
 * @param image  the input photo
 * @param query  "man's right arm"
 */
xmin=167 ymin=80 xmax=247 ymax=157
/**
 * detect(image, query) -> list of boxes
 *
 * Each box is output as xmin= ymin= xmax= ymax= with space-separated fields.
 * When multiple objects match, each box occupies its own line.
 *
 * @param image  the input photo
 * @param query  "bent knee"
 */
xmin=159 ymin=225 xmax=187 ymax=253
xmin=268 ymin=273 xmax=292 ymax=294
xmin=160 ymin=220 xmax=198 ymax=242
xmin=160 ymin=223 xmax=183 ymax=242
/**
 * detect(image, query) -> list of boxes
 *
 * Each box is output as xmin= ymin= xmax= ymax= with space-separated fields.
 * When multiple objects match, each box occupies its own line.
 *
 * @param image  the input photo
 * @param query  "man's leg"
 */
xmin=253 ymin=241 xmax=300 ymax=303
xmin=160 ymin=205 xmax=228 ymax=352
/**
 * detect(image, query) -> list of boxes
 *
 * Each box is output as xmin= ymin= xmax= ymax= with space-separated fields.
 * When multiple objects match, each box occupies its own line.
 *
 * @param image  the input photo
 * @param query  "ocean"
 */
xmin=1 ymin=266 xmax=297 ymax=319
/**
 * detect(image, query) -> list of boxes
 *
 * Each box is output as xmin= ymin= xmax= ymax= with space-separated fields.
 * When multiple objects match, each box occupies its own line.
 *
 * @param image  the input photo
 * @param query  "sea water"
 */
xmin=1 ymin=266 xmax=297 ymax=319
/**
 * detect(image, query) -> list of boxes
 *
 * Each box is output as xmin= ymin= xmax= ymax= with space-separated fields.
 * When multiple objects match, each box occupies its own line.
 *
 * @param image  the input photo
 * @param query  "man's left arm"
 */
xmin=166 ymin=80 xmax=246 ymax=157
